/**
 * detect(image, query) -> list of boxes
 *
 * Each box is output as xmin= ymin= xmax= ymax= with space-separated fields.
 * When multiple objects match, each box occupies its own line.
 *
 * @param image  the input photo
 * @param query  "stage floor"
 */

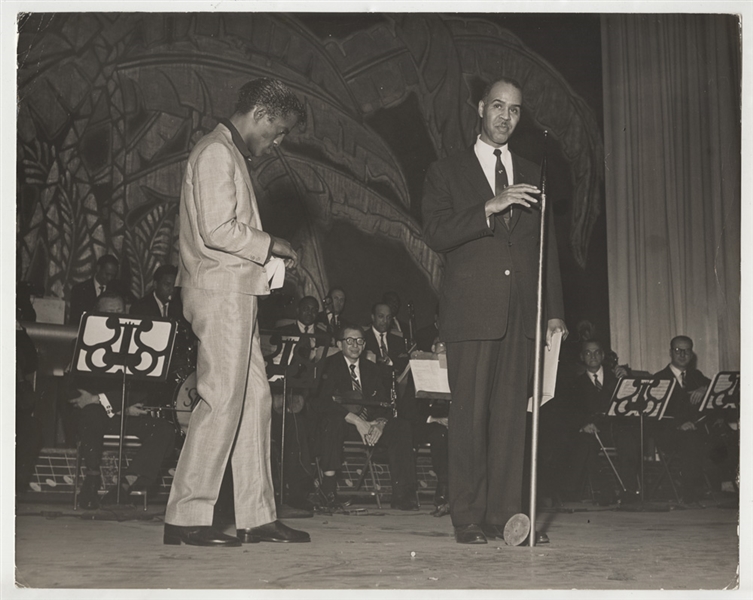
xmin=14 ymin=496 xmax=739 ymax=592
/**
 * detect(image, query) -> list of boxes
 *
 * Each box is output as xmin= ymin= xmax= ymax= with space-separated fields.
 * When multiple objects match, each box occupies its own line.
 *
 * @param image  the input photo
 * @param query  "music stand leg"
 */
xmin=116 ymin=371 xmax=128 ymax=505
xmin=279 ymin=377 xmax=287 ymax=508
xmin=594 ymin=431 xmax=627 ymax=493
xmin=639 ymin=413 xmax=645 ymax=503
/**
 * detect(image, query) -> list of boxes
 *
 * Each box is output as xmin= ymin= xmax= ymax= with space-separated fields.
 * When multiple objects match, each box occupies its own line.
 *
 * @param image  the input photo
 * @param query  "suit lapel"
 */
xmin=458 ymin=147 xmax=494 ymax=204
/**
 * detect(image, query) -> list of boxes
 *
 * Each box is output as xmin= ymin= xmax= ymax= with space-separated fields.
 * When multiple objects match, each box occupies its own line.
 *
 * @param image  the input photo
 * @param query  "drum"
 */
xmin=172 ymin=369 xmax=201 ymax=437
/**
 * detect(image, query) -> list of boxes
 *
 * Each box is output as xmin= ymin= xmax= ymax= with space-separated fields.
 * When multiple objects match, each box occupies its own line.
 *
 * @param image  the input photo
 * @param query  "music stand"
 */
xmin=698 ymin=371 xmax=739 ymax=417
xmin=606 ymin=377 xmax=676 ymax=506
xmin=262 ymin=330 xmax=328 ymax=507
xmin=72 ymin=311 xmax=176 ymax=504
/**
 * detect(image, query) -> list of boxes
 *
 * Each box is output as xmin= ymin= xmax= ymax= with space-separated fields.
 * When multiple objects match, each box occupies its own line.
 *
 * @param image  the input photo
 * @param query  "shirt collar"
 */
xmin=588 ymin=366 xmax=605 ymax=383
xmin=669 ymin=363 xmax=685 ymax=382
xmin=297 ymin=321 xmax=312 ymax=334
xmin=475 ymin=135 xmax=510 ymax=159
xmin=372 ymin=326 xmax=387 ymax=340
xmin=153 ymin=291 xmax=167 ymax=311
xmin=344 ymin=355 xmax=359 ymax=369
xmin=219 ymin=118 xmax=253 ymax=161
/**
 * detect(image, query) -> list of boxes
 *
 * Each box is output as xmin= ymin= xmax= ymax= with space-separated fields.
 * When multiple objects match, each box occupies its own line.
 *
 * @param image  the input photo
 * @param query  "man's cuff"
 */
xmin=98 ymin=393 xmax=115 ymax=418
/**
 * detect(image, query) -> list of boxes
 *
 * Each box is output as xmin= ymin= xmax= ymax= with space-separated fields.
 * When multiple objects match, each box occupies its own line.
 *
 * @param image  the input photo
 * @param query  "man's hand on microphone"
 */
xmin=484 ymin=183 xmax=540 ymax=219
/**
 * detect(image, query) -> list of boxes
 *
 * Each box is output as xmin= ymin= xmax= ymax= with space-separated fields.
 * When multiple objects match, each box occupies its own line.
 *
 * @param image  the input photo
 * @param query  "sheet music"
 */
xmin=265 ymin=256 xmax=286 ymax=290
xmin=410 ymin=354 xmax=451 ymax=395
xmin=527 ymin=330 xmax=563 ymax=412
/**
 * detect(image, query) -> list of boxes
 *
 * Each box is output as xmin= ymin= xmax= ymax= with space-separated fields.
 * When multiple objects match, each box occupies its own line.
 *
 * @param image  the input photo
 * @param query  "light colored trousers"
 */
xmin=165 ymin=288 xmax=276 ymax=529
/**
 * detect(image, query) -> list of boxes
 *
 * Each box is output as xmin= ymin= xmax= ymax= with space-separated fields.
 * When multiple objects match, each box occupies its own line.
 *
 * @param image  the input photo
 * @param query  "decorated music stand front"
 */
xmin=698 ymin=371 xmax=739 ymax=414
xmin=73 ymin=312 xmax=177 ymax=381
xmin=607 ymin=378 xmax=677 ymax=420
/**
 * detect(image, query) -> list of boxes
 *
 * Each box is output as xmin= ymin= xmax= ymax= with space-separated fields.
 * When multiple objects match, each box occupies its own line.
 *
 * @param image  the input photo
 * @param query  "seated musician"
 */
xmin=314 ymin=287 xmax=348 ymax=346
xmin=271 ymin=295 xmax=327 ymax=512
xmin=312 ymin=325 xmax=418 ymax=510
xmin=129 ymin=265 xmax=183 ymax=320
xmin=652 ymin=335 xmax=714 ymax=504
xmin=65 ymin=291 xmax=175 ymax=509
xmin=560 ymin=339 xmax=638 ymax=503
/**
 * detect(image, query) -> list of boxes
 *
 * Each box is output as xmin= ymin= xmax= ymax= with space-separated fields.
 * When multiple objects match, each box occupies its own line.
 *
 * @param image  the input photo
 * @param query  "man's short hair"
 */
xmin=328 ymin=287 xmax=345 ymax=297
xmin=371 ymin=302 xmax=391 ymax=316
xmin=580 ymin=339 xmax=605 ymax=353
xmin=670 ymin=335 xmax=693 ymax=348
xmin=299 ymin=295 xmax=319 ymax=308
xmin=340 ymin=324 xmax=364 ymax=340
xmin=95 ymin=290 xmax=125 ymax=310
xmin=234 ymin=78 xmax=307 ymax=126
xmin=481 ymin=77 xmax=524 ymax=103
xmin=97 ymin=254 xmax=119 ymax=270
xmin=153 ymin=264 xmax=178 ymax=283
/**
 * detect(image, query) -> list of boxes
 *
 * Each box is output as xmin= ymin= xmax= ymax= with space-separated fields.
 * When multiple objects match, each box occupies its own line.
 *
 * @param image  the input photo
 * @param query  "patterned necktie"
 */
xmin=380 ymin=333 xmax=388 ymax=359
xmin=350 ymin=363 xmax=362 ymax=393
xmin=593 ymin=373 xmax=602 ymax=391
xmin=493 ymin=148 xmax=511 ymax=228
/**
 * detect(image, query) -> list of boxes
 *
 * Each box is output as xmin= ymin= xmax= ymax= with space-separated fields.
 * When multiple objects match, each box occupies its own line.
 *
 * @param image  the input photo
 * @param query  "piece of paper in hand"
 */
xmin=265 ymin=257 xmax=286 ymax=290
xmin=527 ymin=330 xmax=563 ymax=412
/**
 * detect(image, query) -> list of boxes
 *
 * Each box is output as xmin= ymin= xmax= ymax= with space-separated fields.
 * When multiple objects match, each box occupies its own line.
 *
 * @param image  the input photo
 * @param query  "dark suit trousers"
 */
xmin=317 ymin=414 xmax=416 ymax=492
xmin=446 ymin=295 xmax=533 ymax=527
xmin=78 ymin=404 xmax=175 ymax=482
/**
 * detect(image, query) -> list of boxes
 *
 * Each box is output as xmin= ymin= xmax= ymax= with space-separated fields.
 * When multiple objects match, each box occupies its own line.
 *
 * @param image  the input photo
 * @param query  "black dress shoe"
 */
xmin=237 ymin=520 xmax=310 ymax=543
xmin=454 ymin=524 xmax=487 ymax=544
xmin=164 ymin=524 xmax=242 ymax=547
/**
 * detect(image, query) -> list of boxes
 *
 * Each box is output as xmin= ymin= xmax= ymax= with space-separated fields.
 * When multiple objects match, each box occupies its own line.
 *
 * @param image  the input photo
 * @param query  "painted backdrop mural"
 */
xmin=17 ymin=13 xmax=603 ymax=325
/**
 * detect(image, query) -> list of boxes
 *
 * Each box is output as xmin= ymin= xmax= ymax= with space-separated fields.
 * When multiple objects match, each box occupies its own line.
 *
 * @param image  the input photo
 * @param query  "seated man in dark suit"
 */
xmin=129 ymin=265 xmax=182 ymax=319
xmin=315 ymin=287 xmax=347 ymax=346
xmin=65 ymin=291 xmax=176 ymax=509
xmin=561 ymin=340 xmax=638 ymax=502
xmin=312 ymin=325 xmax=418 ymax=510
xmin=364 ymin=302 xmax=410 ymax=378
xmin=68 ymin=254 xmax=120 ymax=325
xmin=382 ymin=291 xmax=409 ymax=342
xmin=653 ymin=335 xmax=712 ymax=504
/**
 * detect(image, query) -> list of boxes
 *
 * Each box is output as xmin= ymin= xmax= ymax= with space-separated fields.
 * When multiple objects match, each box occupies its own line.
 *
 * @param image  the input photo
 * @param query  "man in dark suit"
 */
xmin=364 ymin=302 xmax=410 ymax=378
xmin=65 ymin=291 xmax=176 ymax=509
xmin=312 ymin=325 xmax=418 ymax=510
xmin=68 ymin=254 xmax=120 ymax=325
xmin=315 ymin=287 xmax=347 ymax=346
xmin=129 ymin=265 xmax=182 ymax=319
xmin=382 ymin=291 xmax=409 ymax=343
xmin=560 ymin=340 xmax=638 ymax=502
xmin=422 ymin=77 xmax=567 ymax=544
xmin=653 ymin=335 xmax=712 ymax=504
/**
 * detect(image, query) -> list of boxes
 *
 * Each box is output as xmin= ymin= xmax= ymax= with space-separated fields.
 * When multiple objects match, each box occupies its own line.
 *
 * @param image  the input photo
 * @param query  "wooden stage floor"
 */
xmin=12 ymin=494 xmax=741 ymax=594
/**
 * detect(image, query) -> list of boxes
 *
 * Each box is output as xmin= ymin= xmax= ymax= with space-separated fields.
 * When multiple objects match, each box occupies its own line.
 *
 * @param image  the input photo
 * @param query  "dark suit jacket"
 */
xmin=313 ymin=353 xmax=391 ymax=421
xmin=69 ymin=279 xmax=99 ymax=325
xmin=364 ymin=328 xmax=409 ymax=376
xmin=129 ymin=290 xmax=185 ymax=320
xmin=568 ymin=369 xmax=619 ymax=429
xmin=415 ymin=323 xmax=440 ymax=352
xmin=653 ymin=365 xmax=710 ymax=423
xmin=421 ymin=146 xmax=565 ymax=342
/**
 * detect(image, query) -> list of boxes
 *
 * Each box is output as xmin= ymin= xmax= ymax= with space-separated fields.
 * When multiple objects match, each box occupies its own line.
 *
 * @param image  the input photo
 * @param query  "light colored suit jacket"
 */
xmin=177 ymin=123 xmax=272 ymax=296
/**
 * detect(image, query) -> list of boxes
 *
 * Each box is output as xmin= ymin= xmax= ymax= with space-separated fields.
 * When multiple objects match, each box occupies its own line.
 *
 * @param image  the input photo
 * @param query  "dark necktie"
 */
xmin=97 ymin=284 xmax=105 ymax=296
xmin=162 ymin=302 xmax=168 ymax=318
xmin=350 ymin=363 xmax=362 ymax=393
xmin=680 ymin=371 xmax=686 ymax=388
xmin=380 ymin=333 xmax=388 ymax=359
xmin=593 ymin=373 xmax=602 ymax=391
xmin=493 ymin=148 xmax=511 ymax=228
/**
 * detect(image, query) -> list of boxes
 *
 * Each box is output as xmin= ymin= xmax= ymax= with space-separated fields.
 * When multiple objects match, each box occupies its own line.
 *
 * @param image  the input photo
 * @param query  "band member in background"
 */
xmin=68 ymin=254 xmax=120 ymax=325
xmin=422 ymin=77 xmax=567 ymax=545
xmin=163 ymin=78 xmax=309 ymax=547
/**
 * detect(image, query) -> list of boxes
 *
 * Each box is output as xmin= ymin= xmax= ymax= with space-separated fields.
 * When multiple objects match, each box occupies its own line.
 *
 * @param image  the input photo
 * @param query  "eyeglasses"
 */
xmin=342 ymin=337 xmax=365 ymax=346
xmin=672 ymin=347 xmax=692 ymax=356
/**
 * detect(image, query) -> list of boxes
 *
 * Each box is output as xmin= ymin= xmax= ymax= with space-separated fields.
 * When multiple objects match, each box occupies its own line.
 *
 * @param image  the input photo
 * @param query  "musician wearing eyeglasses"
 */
xmin=311 ymin=325 xmax=418 ymax=510
xmin=652 ymin=336 xmax=712 ymax=504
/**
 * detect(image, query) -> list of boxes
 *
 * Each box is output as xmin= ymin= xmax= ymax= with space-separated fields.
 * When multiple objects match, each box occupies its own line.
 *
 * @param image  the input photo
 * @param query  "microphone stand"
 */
xmin=528 ymin=130 xmax=549 ymax=547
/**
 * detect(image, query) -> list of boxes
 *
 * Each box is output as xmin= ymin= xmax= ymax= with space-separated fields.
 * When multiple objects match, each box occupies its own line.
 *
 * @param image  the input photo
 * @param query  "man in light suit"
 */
xmin=422 ymin=77 xmax=567 ymax=545
xmin=164 ymin=78 xmax=309 ymax=547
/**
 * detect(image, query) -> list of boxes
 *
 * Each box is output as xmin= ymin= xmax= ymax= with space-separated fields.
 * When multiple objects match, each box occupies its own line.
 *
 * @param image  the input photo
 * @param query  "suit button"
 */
xmin=504 ymin=270 xmax=511 ymax=276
